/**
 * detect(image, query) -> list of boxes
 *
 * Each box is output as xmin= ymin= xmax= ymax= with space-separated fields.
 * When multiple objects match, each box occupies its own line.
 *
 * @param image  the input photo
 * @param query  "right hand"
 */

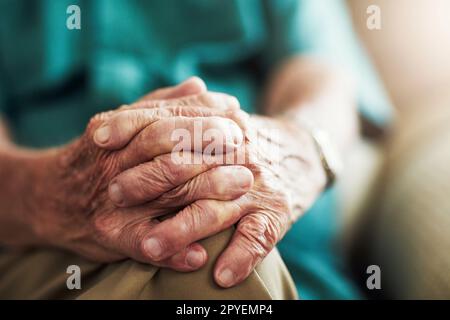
xmin=26 ymin=78 xmax=253 ymax=272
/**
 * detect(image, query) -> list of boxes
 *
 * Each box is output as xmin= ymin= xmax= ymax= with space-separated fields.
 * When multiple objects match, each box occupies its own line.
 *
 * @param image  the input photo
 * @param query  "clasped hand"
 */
xmin=31 ymin=77 xmax=326 ymax=288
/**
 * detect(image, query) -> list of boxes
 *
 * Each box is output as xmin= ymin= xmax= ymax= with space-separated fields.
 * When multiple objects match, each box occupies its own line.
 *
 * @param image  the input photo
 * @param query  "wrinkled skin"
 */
xmin=212 ymin=116 xmax=327 ymax=287
xmin=27 ymin=79 xmax=254 ymax=272
xmin=1 ymin=56 xmax=357 ymax=289
xmin=23 ymin=75 xmax=326 ymax=287
xmin=94 ymin=91 xmax=327 ymax=287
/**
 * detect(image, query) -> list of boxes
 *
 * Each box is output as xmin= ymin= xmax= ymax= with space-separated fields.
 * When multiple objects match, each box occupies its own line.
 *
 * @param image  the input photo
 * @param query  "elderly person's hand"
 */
xmin=19 ymin=78 xmax=255 ymax=272
xmin=212 ymin=115 xmax=327 ymax=287
xmin=101 ymin=101 xmax=327 ymax=287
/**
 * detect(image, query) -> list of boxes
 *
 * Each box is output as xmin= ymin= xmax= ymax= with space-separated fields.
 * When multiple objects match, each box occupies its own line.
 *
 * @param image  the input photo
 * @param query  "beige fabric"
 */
xmin=337 ymin=138 xmax=384 ymax=247
xmin=365 ymin=104 xmax=450 ymax=299
xmin=0 ymin=228 xmax=297 ymax=300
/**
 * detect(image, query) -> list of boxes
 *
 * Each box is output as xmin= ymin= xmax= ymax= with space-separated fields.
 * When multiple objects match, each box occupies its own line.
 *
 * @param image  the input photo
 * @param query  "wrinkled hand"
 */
xmin=102 ymin=87 xmax=327 ymax=287
xmin=212 ymin=116 xmax=327 ymax=287
xmin=30 ymin=78 xmax=253 ymax=272
xmin=140 ymin=115 xmax=327 ymax=287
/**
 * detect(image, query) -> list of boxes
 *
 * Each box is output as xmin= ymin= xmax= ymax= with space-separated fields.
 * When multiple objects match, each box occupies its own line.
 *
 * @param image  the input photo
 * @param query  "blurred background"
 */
xmin=1 ymin=0 xmax=449 ymax=300
xmin=340 ymin=0 xmax=450 ymax=299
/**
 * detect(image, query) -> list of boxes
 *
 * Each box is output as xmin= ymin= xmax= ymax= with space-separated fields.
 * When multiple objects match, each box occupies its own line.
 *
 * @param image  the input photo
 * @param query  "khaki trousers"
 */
xmin=0 ymin=228 xmax=297 ymax=300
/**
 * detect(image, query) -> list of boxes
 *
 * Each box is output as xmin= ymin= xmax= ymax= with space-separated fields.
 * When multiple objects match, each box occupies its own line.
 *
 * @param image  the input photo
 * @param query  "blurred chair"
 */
xmin=341 ymin=0 xmax=450 ymax=298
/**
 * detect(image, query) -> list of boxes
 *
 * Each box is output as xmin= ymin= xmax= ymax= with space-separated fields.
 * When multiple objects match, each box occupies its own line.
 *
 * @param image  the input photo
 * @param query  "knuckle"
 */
xmin=86 ymin=111 xmax=112 ymax=135
xmin=114 ymin=219 xmax=156 ymax=258
xmin=116 ymin=166 xmax=156 ymax=202
xmin=113 ymin=110 xmax=129 ymax=128
xmin=200 ymin=169 xmax=215 ymax=194
xmin=180 ymin=200 xmax=216 ymax=234
xmin=158 ymin=181 xmax=193 ymax=205
xmin=150 ymin=101 xmax=173 ymax=116
xmin=99 ymin=157 xmax=120 ymax=179
xmin=118 ymin=223 xmax=147 ymax=257
xmin=122 ymin=227 xmax=140 ymax=253
xmin=132 ymin=166 xmax=160 ymax=198
xmin=236 ymin=214 xmax=280 ymax=256
xmin=269 ymin=190 xmax=292 ymax=225
xmin=249 ymin=181 xmax=292 ymax=232
xmin=119 ymin=110 xmax=143 ymax=132
xmin=194 ymin=92 xmax=215 ymax=106
xmin=118 ymin=141 xmax=140 ymax=170
xmin=156 ymin=155 xmax=184 ymax=187
xmin=138 ymin=123 xmax=158 ymax=145
xmin=168 ymin=105 xmax=185 ymax=116
xmin=92 ymin=214 xmax=120 ymax=240
xmin=141 ymin=118 xmax=173 ymax=150
xmin=181 ymin=202 xmax=206 ymax=234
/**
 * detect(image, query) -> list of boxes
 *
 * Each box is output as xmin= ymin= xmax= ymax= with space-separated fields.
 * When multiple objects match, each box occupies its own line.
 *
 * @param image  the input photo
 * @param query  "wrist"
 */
xmin=276 ymin=112 xmax=341 ymax=187
xmin=249 ymin=114 xmax=327 ymax=189
xmin=28 ymin=139 xmax=99 ymax=248
xmin=247 ymin=115 xmax=327 ymax=220
xmin=0 ymin=146 xmax=58 ymax=246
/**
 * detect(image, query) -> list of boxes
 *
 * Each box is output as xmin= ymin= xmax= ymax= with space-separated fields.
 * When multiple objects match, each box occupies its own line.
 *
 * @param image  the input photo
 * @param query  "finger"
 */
xmin=111 ymin=216 xmax=208 ymax=271
xmin=94 ymin=106 xmax=247 ymax=150
xmin=134 ymin=91 xmax=240 ymax=111
xmin=138 ymin=76 xmax=207 ymax=101
xmin=97 ymin=77 xmax=206 ymax=123
xmin=117 ymin=116 xmax=243 ymax=170
xmin=148 ymin=166 xmax=253 ymax=209
xmin=140 ymin=199 xmax=246 ymax=262
xmin=109 ymin=152 xmax=237 ymax=207
xmin=95 ymin=91 xmax=242 ymax=149
xmin=213 ymin=212 xmax=286 ymax=288
xmin=113 ymin=164 xmax=253 ymax=208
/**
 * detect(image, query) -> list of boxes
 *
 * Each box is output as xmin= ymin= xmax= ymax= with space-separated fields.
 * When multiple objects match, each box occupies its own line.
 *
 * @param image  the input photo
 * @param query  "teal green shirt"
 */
xmin=0 ymin=0 xmax=391 ymax=299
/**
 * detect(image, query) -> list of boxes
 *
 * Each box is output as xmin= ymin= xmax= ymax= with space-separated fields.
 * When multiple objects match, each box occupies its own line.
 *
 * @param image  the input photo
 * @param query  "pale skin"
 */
xmin=0 ymin=56 xmax=358 ymax=288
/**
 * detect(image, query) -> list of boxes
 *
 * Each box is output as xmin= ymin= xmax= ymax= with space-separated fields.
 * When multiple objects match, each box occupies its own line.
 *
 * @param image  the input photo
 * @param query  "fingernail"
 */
xmin=143 ymin=237 xmax=163 ymax=260
xmin=186 ymin=250 xmax=204 ymax=268
xmin=94 ymin=125 xmax=111 ymax=144
xmin=108 ymin=182 xmax=124 ymax=205
xmin=217 ymin=268 xmax=235 ymax=287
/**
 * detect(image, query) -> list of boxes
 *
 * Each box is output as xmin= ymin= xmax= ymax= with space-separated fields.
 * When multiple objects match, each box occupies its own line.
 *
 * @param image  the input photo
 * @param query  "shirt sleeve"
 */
xmin=262 ymin=0 xmax=394 ymax=129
